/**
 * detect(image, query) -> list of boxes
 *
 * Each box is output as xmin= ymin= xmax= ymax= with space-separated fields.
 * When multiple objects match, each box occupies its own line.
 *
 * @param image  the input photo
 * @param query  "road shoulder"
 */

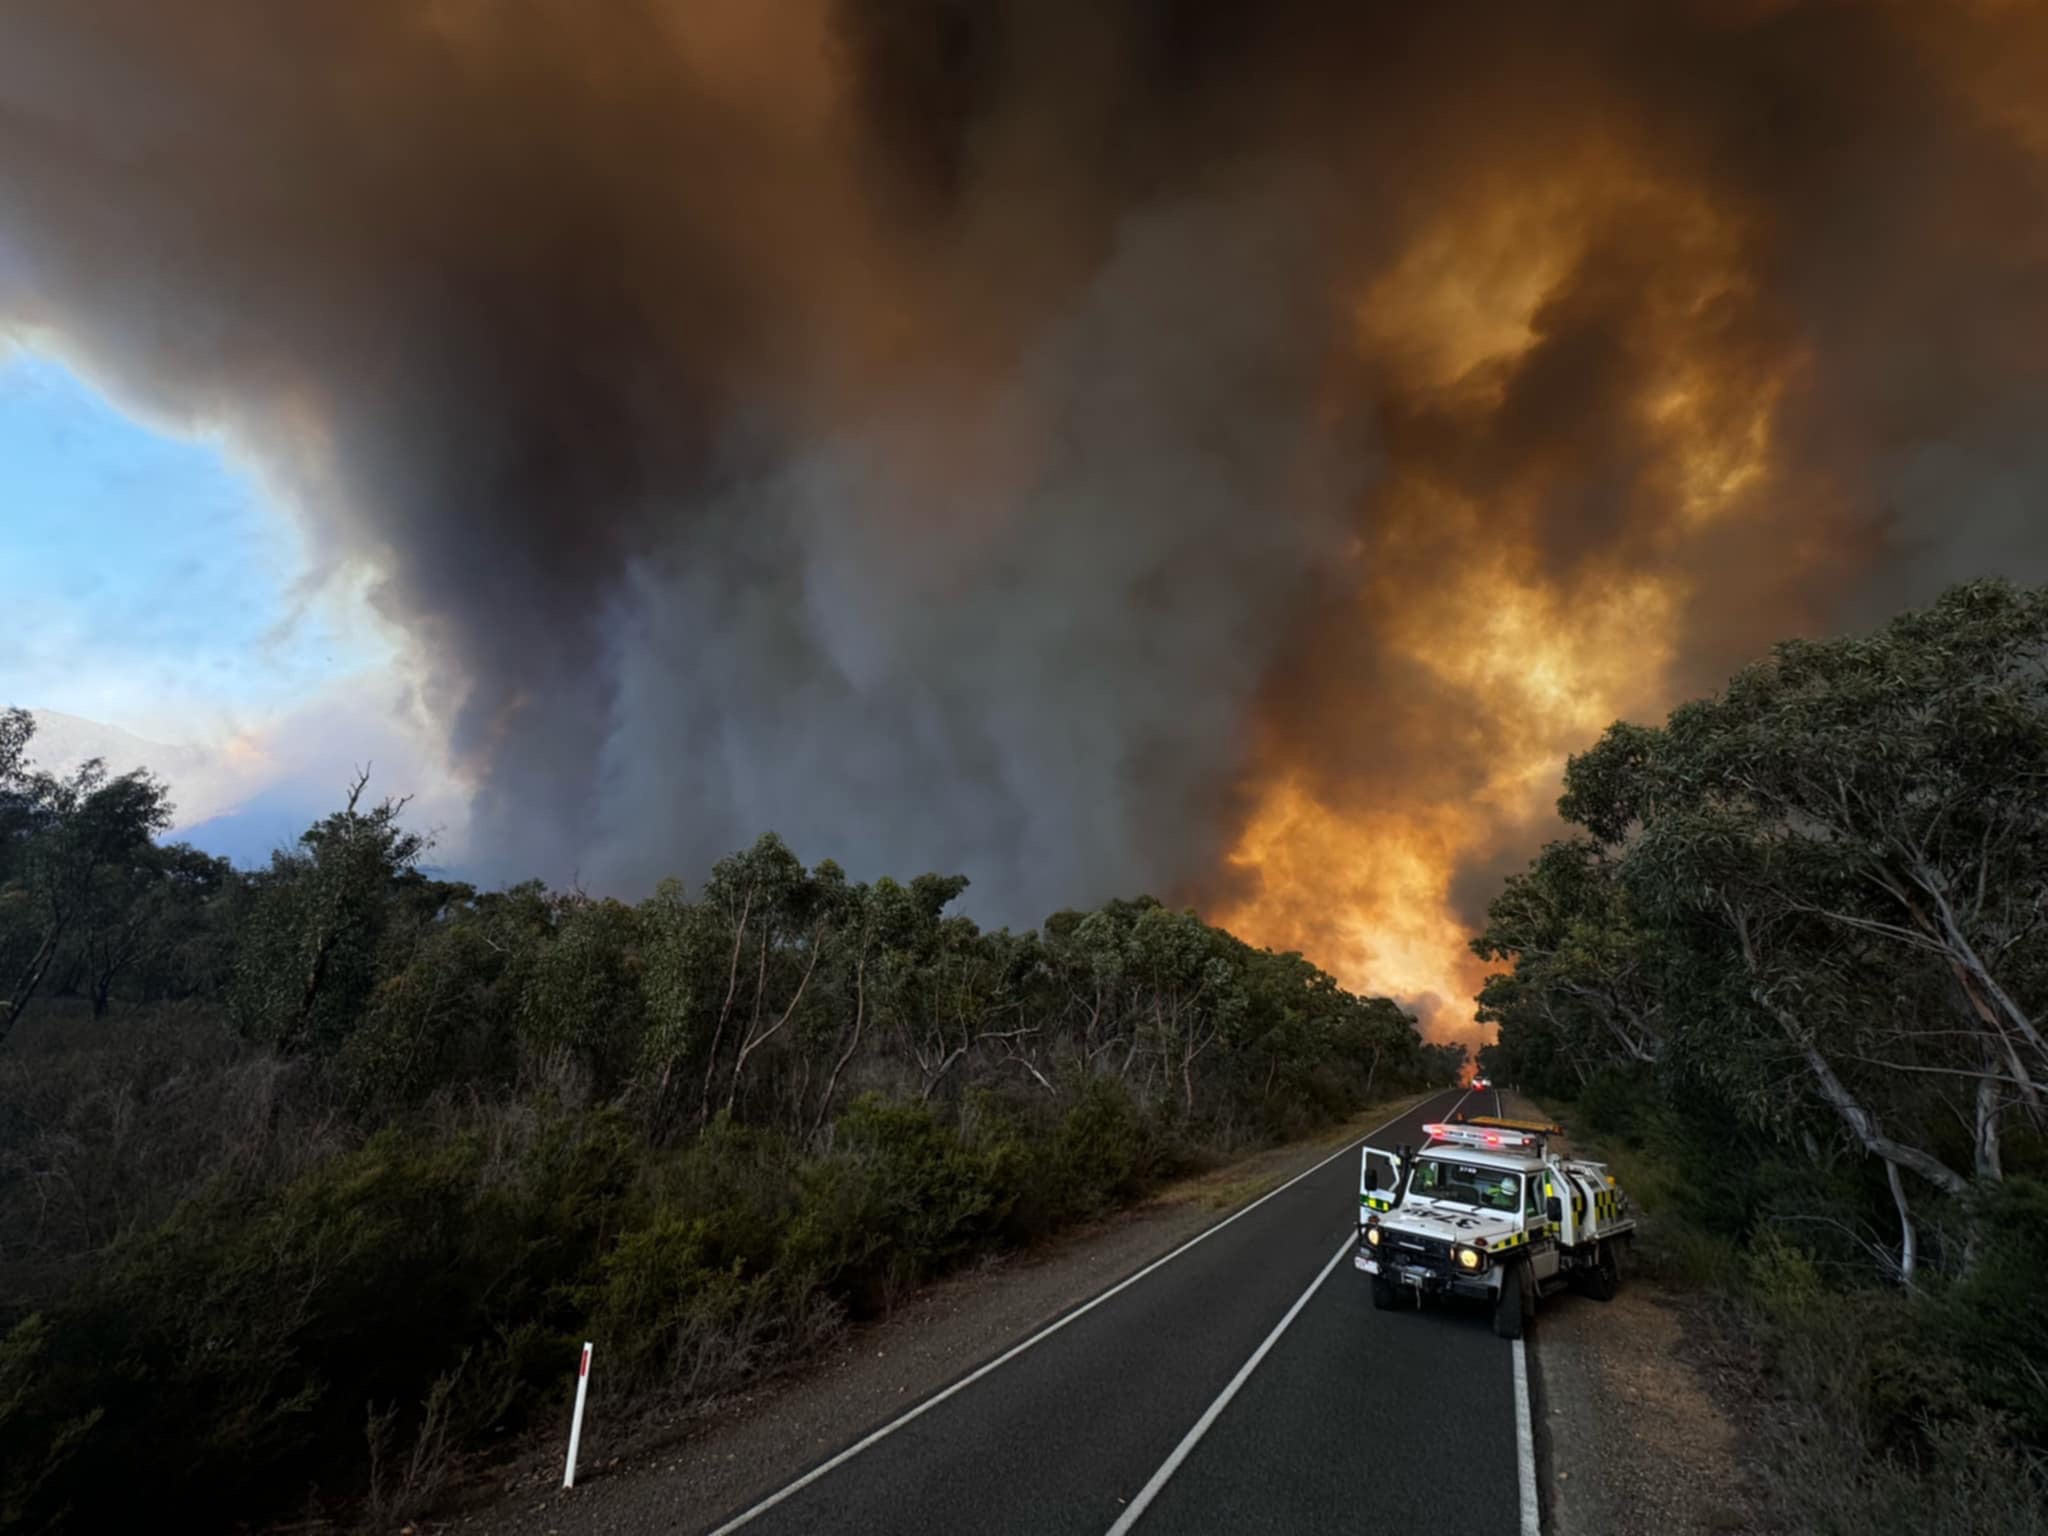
xmin=1501 ymin=1092 xmax=1758 ymax=1536
xmin=1531 ymin=1278 xmax=1756 ymax=1536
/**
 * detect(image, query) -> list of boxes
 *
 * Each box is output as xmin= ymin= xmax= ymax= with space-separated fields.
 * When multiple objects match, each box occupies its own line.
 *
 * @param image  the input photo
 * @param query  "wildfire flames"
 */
xmin=1212 ymin=152 xmax=1801 ymax=1050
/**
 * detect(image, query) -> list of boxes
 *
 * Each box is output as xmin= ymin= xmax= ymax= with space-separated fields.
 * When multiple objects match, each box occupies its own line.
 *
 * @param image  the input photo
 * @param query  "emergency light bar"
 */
xmin=1464 ymin=1115 xmax=1565 ymax=1137
xmin=1422 ymin=1122 xmax=1540 ymax=1150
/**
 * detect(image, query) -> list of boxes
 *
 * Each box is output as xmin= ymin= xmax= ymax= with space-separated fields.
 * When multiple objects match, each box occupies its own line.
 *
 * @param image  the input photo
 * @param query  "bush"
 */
xmin=1942 ymin=1175 xmax=2048 ymax=1444
xmin=0 ymin=728 xmax=1460 ymax=1531
xmin=1556 ymin=1101 xmax=2048 ymax=1529
xmin=1046 ymin=1075 xmax=1164 ymax=1217
xmin=0 ymin=1107 xmax=637 ymax=1532
xmin=1576 ymin=1065 xmax=1649 ymax=1142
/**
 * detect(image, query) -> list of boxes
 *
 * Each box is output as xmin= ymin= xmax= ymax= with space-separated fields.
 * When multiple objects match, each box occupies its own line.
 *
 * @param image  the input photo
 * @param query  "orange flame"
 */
xmin=1212 ymin=146 xmax=1787 ymax=1055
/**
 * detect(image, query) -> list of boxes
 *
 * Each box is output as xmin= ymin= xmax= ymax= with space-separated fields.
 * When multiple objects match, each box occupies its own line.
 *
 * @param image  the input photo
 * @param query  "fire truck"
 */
xmin=1354 ymin=1116 xmax=1635 ymax=1339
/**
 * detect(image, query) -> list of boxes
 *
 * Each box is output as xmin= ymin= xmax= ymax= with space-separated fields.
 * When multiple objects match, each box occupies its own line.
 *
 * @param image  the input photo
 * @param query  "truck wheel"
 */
xmin=1585 ymin=1241 xmax=1621 ymax=1302
xmin=1492 ymin=1263 xmax=1525 ymax=1339
xmin=1372 ymin=1275 xmax=1398 ymax=1311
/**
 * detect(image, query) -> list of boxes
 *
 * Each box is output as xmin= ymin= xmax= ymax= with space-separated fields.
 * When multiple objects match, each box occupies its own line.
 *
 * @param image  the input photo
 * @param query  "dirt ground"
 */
xmin=1534 ymin=1279 xmax=1759 ymax=1536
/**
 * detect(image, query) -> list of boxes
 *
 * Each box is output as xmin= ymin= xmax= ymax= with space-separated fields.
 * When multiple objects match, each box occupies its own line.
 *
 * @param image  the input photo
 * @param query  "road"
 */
xmin=700 ymin=1085 xmax=1532 ymax=1535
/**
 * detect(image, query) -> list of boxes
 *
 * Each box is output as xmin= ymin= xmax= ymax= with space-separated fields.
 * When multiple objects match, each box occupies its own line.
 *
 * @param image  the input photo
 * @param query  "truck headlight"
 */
xmin=1456 ymin=1245 xmax=1481 ymax=1271
xmin=1366 ymin=1227 xmax=1381 ymax=1246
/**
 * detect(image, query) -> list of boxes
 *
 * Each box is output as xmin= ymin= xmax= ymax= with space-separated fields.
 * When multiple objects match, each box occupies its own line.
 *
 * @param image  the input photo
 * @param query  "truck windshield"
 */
xmin=1409 ymin=1159 xmax=1521 ymax=1213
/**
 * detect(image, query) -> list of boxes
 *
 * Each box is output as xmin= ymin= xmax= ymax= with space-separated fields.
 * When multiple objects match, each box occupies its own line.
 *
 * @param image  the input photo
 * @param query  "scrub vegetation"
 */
xmin=1480 ymin=579 xmax=2048 ymax=1531
xmin=0 ymin=719 xmax=1459 ymax=1533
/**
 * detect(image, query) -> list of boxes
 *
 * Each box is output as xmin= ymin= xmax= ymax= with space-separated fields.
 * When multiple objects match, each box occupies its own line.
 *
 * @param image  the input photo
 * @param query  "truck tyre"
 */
xmin=1585 ymin=1240 xmax=1622 ymax=1303
xmin=1371 ymin=1274 xmax=1398 ymax=1311
xmin=1492 ymin=1263 xmax=1525 ymax=1339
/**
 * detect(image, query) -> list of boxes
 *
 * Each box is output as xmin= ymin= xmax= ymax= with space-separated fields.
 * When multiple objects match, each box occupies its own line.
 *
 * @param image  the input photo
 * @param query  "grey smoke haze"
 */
xmin=592 ymin=187 xmax=1367 ymax=914
xmin=2 ymin=0 xmax=2046 ymax=959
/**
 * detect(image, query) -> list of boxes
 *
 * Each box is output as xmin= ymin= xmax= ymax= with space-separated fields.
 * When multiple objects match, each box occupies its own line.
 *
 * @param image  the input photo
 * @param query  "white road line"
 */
xmin=1513 ymin=1334 xmax=1541 ymax=1535
xmin=1494 ymin=1080 xmax=1540 ymax=1533
xmin=705 ymin=1088 xmax=1465 ymax=1535
xmin=1102 ymin=1082 xmax=1473 ymax=1535
xmin=1103 ymin=1232 xmax=1354 ymax=1536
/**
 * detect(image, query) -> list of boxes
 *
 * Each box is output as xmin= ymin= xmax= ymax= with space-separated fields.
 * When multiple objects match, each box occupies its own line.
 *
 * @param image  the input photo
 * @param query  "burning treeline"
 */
xmin=4 ymin=1 xmax=2047 ymax=1052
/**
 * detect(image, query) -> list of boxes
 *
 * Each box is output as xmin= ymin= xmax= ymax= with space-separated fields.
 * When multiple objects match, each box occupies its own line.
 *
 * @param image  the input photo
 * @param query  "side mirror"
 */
xmin=1546 ymin=1196 xmax=1563 ymax=1224
xmin=1364 ymin=1167 xmax=1380 ymax=1192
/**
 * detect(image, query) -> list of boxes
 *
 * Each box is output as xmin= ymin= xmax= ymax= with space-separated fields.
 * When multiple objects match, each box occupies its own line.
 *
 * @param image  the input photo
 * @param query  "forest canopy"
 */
xmin=0 ymin=729 xmax=1456 ymax=1530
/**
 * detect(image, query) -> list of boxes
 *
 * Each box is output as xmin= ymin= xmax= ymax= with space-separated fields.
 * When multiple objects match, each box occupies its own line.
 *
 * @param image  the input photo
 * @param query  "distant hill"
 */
xmin=26 ymin=709 xmax=218 ymax=795
xmin=21 ymin=702 xmax=469 ymax=872
xmin=24 ymin=708 xmax=284 ymax=862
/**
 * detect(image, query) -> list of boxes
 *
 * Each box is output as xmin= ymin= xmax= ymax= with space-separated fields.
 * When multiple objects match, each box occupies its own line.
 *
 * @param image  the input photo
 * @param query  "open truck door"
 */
xmin=1359 ymin=1145 xmax=1404 ymax=1219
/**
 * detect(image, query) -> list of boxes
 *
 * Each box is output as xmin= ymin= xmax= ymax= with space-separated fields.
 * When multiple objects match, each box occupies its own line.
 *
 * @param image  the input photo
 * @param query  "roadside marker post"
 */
xmin=564 ymin=1342 xmax=593 ymax=1489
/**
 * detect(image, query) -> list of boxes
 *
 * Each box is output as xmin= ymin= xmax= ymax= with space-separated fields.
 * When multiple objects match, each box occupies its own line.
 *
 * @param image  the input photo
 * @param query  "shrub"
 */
xmin=0 ymin=1107 xmax=637 ymax=1531
xmin=1576 ymin=1065 xmax=1649 ymax=1142
xmin=782 ymin=1097 xmax=1005 ymax=1314
xmin=1942 ymin=1175 xmax=2048 ymax=1444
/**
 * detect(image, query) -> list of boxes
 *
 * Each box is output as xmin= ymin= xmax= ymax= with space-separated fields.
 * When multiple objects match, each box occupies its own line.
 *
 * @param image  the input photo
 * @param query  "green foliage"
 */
xmin=0 ymin=1107 xmax=636 ymax=1530
xmin=1 ymin=742 xmax=175 ymax=1038
xmin=0 ymin=707 xmax=1451 ymax=1531
xmin=1045 ymin=1073 xmax=1163 ymax=1215
xmin=1574 ymin=1065 xmax=1649 ymax=1142
xmin=1565 ymin=1112 xmax=2047 ymax=1529
xmin=228 ymin=776 xmax=429 ymax=1055
xmin=1489 ymin=584 xmax=2048 ymax=1521
xmin=517 ymin=894 xmax=647 ymax=1088
xmin=1941 ymin=1175 xmax=2048 ymax=1442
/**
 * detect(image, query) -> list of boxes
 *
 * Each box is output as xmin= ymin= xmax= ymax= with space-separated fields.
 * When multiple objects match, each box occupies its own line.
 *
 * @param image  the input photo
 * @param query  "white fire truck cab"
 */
xmin=1355 ymin=1116 xmax=1635 ymax=1339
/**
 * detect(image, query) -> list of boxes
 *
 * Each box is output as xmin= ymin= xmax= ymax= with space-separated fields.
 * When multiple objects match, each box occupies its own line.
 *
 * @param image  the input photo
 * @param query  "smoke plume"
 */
xmin=4 ymin=0 xmax=2045 ymax=1046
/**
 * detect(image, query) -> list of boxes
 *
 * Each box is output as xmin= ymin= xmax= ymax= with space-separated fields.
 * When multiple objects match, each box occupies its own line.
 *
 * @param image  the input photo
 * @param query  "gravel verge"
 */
xmin=1500 ymin=1092 xmax=1760 ymax=1536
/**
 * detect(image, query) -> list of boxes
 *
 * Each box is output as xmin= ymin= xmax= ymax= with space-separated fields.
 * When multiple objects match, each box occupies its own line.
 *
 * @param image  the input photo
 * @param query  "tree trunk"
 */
xmin=1732 ymin=905 xmax=1970 ymax=1197
xmin=727 ymin=929 xmax=824 ymax=1116
xmin=1921 ymin=872 xmax=2048 ymax=1063
xmin=698 ymin=890 xmax=753 ymax=1127
xmin=1794 ymin=1034 xmax=1969 ymax=1197
xmin=1975 ymin=1063 xmax=2005 ymax=1182
xmin=1885 ymin=1158 xmax=1918 ymax=1291
xmin=3 ymin=923 xmax=63 ymax=1042
xmin=812 ymin=949 xmax=867 ymax=1136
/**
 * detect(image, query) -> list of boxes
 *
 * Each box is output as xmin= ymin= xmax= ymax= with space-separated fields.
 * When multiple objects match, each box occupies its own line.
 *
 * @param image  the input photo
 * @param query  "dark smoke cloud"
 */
xmin=3 ymin=0 xmax=2046 ymax=952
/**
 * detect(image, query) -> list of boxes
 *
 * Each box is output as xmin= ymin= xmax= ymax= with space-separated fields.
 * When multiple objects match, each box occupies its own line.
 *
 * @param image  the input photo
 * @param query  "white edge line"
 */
xmin=1513 ymin=1334 xmax=1541 ymax=1536
xmin=1500 ymin=1079 xmax=1541 ymax=1535
xmin=705 ymin=1086 xmax=1466 ymax=1535
xmin=1103 ymin=1232 xmax=1354 ymax=1536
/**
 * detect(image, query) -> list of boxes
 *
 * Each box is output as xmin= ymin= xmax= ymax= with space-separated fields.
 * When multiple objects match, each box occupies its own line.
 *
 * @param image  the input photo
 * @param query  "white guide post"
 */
xmin=563 ymin=1341 xmax=593 ymax=1488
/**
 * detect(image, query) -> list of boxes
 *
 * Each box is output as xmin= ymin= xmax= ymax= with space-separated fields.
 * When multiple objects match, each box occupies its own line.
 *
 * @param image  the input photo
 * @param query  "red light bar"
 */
xmin=1422 ymin=1122 xmax=1537 ymax=1149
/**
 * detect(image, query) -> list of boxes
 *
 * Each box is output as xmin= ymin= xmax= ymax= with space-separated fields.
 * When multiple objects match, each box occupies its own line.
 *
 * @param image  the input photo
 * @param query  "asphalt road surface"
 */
xmin=701 ymin=1085 xmax=1531 ymax=1535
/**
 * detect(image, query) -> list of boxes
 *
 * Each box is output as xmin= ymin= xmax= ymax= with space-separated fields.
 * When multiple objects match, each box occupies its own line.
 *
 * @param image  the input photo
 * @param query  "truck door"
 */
xmin=1360 ymin=1147 xmax=1403 ymax=1220
xmin=1526 ymin=1172 xmax=1561 ymax=1282
xmin=1541 ymin=1166 xmax=1581 ymax=1247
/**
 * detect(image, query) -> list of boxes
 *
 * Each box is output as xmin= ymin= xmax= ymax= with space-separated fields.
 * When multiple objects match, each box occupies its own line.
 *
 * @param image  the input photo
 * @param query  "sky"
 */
xmin=0 ymin=345 xmax=457 ymax=863
xmin=3 ymin=0 xmax=2043 ymax=1049
xmin=0 ymin=346 xmax=375 ymax=731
